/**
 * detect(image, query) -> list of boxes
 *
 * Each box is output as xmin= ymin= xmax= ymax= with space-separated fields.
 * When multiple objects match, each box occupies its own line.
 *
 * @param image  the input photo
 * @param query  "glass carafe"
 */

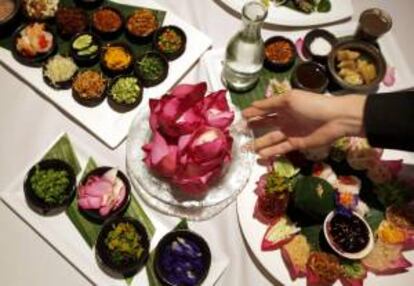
xmin=222 ymin=1 xmax=267 ymax=92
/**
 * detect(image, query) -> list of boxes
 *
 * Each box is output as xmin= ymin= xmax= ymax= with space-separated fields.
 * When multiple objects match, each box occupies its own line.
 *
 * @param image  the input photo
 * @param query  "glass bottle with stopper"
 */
xmin=221 ymin=1 xmax=267 ymax=92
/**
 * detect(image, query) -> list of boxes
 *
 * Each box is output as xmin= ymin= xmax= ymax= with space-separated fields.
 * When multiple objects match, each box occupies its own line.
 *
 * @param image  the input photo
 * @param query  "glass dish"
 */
xmin=126 ymin=105 xmax=255 ymax=221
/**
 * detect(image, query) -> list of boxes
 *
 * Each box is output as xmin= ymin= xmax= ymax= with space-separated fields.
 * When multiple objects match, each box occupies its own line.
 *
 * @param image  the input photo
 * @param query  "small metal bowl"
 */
xmin=327 ymin=40 xmax=387 ymax=93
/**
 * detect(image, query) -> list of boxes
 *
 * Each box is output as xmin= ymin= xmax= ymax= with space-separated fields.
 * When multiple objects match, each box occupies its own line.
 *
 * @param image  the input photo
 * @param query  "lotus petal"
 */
xmin=383 ymin=66 xmax=396 ymax=87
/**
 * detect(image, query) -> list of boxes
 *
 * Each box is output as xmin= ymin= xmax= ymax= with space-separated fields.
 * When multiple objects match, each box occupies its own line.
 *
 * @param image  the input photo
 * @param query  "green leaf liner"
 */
xmin=41 ymin=134 xmax=156 ymax=285
xmin=146 ymin=219 xmax=189 ymax=286
xmin=0 ymin=0 xmax=166 ymax=68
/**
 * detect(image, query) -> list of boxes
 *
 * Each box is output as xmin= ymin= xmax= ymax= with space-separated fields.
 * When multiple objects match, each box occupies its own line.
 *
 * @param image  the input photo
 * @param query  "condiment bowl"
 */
xmin=323 ymin=211 xmax=374 ymax=260
xmin=154 ymin=230 xmax=211 ymax=286
xmin=100 ymin=42 xmax=135 ymax=77
xmin=72 ymin=70 xmax=108 ymax=107
xmin=264 ymin=36 xmax=297 ymax=72
xmin=134 ymin=51 xmax=169 ymax=87
xmin=77 ymin=166 xmax=131 ymax=223
xmin=107 ymin=75 xmax=143 ymax=113
xmin=153 ymin=25 xmax=187 ymax=61
xmin=70 ymin=32 xmax=102 ymax=67
xmin=327 ymin=40 xmax=387 ymax=93
xmin=24 ymin=159 xmax=76 ymax=216
xmin=91 ymin=6 xmax=124 ymax=40
xmin=303 ymin=29 xmax=338 ymax=64
xmin=96 ymin=217 xmax=150 ymax=277
xmin=42 ymin=55 xmax=79 ymax=90
xmin=125 ymin=9 xmax=160 ymax=44
xmin=0 ymin=0 xmax=21 ymax=34
xmin=291 ymin=61 xmax=329 ymax=93
xmin=11 ymin=23 xmax=58 ymax=67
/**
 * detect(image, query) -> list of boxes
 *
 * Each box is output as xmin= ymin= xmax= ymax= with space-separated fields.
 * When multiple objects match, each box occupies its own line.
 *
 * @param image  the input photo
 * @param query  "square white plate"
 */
xmin=0 ymin=133 xmax=228 ymax=286
xmin=0 ymin=0 xmax=212 ymax=149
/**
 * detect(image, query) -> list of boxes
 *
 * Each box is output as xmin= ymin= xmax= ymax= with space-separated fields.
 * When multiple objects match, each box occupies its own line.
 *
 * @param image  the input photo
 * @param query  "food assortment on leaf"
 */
xmin=252 ymin=137 xmax=414 ymax=285
xmin=263 ymin=0 xmax=332 ymax=14
xmin=142 ymin=82 xmax=235 ymax=194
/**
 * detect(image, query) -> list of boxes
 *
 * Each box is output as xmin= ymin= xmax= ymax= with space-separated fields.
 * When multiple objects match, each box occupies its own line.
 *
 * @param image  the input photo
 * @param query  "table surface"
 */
xmin=1 ymin=1 xmax=413 ymax=285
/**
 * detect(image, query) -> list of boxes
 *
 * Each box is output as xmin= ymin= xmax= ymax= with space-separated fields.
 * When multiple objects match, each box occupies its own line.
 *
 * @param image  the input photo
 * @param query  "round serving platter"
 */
xmin=219 ymin=0 xmax=354 ymax=27
xmin=236 ymin=157 xmax=414 ymax=286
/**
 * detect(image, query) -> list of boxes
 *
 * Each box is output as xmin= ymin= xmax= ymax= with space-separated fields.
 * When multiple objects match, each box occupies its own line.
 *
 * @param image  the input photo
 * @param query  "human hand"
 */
xmin=242 ymin=89 xmax=366 ymax=158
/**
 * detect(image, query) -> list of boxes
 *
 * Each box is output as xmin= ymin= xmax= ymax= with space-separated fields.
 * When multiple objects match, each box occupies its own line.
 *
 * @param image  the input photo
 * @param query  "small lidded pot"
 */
xmin=291 ymin=61 xmax=329 ymax=93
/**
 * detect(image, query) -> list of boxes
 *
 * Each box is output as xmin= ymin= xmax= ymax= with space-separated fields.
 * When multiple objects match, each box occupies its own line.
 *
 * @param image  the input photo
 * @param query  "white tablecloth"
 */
xmin=1 ymin=1 xmax=414 ymax=285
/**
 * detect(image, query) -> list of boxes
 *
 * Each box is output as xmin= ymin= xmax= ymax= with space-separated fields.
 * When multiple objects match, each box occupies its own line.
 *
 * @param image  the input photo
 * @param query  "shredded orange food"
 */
xmin=378 ymin=220 xmax=407 ymax=244
xmin=73 ymin=70 xmax=106 ymax=99
xmin=103 ymin=46 xmax=132 ymax=70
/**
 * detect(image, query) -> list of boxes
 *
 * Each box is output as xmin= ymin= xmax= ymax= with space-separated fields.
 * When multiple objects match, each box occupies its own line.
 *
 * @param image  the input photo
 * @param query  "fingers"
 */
xmin=242 ymin=106 xmax=269 ymax=119
xmin=253 ymin=130 xmax=286 ymax=151
xmin=247 ymin=115 xmax=279 ymax=129
xmin=257 ymin=141 xmax=294 ymax=159
xmin=242 ymin=94 xmax=288 ymax=119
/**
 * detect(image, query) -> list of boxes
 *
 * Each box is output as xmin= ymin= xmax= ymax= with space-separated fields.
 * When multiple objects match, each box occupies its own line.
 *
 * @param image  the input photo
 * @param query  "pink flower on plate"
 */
xmin=200 ymin=90 xmax=234 ymax=130
xmin=142 ymin=131 xmax=178 ymax=178
xmin=149 ymin=82 xmax=207 ymax=138
xmin=172 ymin=126 xmax=233 ymax=194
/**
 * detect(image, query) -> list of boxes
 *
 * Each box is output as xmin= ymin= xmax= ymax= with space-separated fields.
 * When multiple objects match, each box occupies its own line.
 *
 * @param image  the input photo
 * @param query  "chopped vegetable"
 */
xmin=261 ymin=217 xmax=300 ymax=251
xmin=30 ymin=166 xmax=70 ymax=204
xmin=44 ymin=55 xmax=78 ymax=86
xmin=105 ymin=222 xmax=144 ymax=264
xmin=73 ymin=70 xmax=106 ymax=99
xmin=110 ymin=77 xmax=141 ymax=104
xmin=158 ymin=28 xmax=183 ymax=54
xmin=136 ymin=54 xmax=165 ymax=81
xmin=16 ymin=23 xmax=54 ymax=57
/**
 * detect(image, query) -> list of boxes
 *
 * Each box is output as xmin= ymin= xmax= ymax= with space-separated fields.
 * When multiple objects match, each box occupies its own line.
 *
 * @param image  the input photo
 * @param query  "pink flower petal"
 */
xmin=383 ymin=66 xmax=396 ymax=87
xmin=295 ymin=38 xmax=307 ymax=61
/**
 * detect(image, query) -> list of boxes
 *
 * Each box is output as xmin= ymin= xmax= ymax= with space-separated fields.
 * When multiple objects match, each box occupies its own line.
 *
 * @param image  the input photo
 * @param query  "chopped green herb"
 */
xmin=137 ymin=55 xmax=164 ymax=81
xmin=30 ymin=167 xmax=70 ymax=204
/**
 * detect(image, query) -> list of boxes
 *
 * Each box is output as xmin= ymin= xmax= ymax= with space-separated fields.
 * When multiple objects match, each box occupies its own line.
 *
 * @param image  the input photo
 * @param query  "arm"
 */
xmin=364 ymin=92 xmax=414 ymax=151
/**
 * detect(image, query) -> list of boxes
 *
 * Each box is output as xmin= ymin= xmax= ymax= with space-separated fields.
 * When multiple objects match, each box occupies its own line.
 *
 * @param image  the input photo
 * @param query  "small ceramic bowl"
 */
xmin=42 ymin=55 xmax=79 ymax=90
xmin=153 ymin=25 xmax=187 ymax=61
xmin=72 ymin=70 xmax=108 ymax=107
xmin=0 ymin=0 xmax=22 ymax=34
xmin=107 ymin=75 xmax=143 ymax=113
xmin=134 ymin=51 xmax=169 ymax=87
xmin=323 ymin=211 xmax=374 ymax=260
xmin=11 ymin=23 xmax=57 ymax=67
xmin=125 ymin=8 xmax=160 ymax=44
xmin=327 ymin=40 xmax=387 ymax=93
xmin=303 ymin=29 xmax=338 ymax=63
xmin=24 ymin=159 xmax=76 ymax=215
xmin=154 ymin=230 xmax=211 ymax=286
xmin=70 ymin=32 xmax=102 ymax=67
xmin=91 ymin=6 xmax=124 ymax=40
xmin=78 ymin=167 xmax=131 ymax=223
xmin=96 ymin=217 xmax=150 ymax=277
xmin=291 ymin=61 xmax=329 ymax=93
xmin=264 ymin=36 xmax=297 ymax=72
xmin=100 ymin=42 xmax=135 ymax=77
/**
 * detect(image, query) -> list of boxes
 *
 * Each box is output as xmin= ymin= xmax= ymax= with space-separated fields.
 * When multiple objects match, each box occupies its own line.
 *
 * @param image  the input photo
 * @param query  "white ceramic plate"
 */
xmin=0 ymin=0 xmax=212 ymax=149
xmin=219 ymin=0 xmax=353 ymax=27
xmin=0 ymin=133 xmax=228 ymax=286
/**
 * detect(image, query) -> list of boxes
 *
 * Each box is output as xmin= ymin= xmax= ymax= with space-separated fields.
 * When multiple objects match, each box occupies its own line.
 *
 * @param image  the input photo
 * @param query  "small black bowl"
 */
xmin=74 ymin=0 xmax=104 ymax=10
xmin=55 ymin=6 xmax=89 ymax=40
xmin=264 ymin=36 xmax=297 ymax=72
xmin=153 ymin=25 xmax=187 ymax=61
xmin=291 ymin=61 xmax=329 ymax=93
xmin=43 ymin=55 xmax=79 ymax=90
xmin=100 ymin=42 xmax=134 ymax=77
xmin=91 ymin=6 xmax=124 ymax=40
xmin=154 ymin=230 xmax=211 ymax=286
xmin=11 ymin=23 xmax=58 ymax=67
xmin=303 ymin=29 xmax=338 ymax=64
xmin=327 ymin=40 xmax=387 ymax=93
xmin=125 ymin=9 xmax=160 ymax=44
xmin=70 ymin=32 xmax=102 ymax=67
xmin=96 ymin=217 xmax=150 ymax=277
xmin=23 ymin=159 xmax=76 ymax=216
xmin=21 ymin=0 xmax=59 ymax=22
xmin=134 ymin=51 xmax=169 ymax=87
xmin=0 ymin=0 xmax=22 ymax=35
xmin=77 ymin=167 xmax=131 ymax=223
xmin=72 ymin=70 xmax=107 ymax=107
xmin=107 ymin=75 xmax=143 ymax=113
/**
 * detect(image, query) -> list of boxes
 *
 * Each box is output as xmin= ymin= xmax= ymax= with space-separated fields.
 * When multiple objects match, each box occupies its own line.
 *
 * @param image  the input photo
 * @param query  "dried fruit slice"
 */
xmin=362 ymin=240 xmax=412 ymax=275
xmin=281 ymin=234 xmax=310 ymax=280
xmin=261 ymin=217 xmax=300 ymax=251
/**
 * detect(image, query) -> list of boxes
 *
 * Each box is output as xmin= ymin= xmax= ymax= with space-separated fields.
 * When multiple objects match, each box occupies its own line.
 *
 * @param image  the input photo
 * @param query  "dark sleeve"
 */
xmin=364 ymin=91 xmax=414 ymax=151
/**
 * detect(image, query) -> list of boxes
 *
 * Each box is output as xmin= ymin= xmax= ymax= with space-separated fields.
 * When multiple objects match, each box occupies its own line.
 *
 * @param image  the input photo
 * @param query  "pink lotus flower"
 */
xmin=200 ymin=90 xmax=234 ymax=129
xmin=143 ymin=82 xmax=235 ymax=194
xmin=149 ymin=82 xmax=207 ymax=138
xmin=172 ymin=126 xmax=233 ymax=194
xmin=142 ymin=131 xmax=178 ymax=178
xmin=77 ymin=169 xmax=126 ymax=216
